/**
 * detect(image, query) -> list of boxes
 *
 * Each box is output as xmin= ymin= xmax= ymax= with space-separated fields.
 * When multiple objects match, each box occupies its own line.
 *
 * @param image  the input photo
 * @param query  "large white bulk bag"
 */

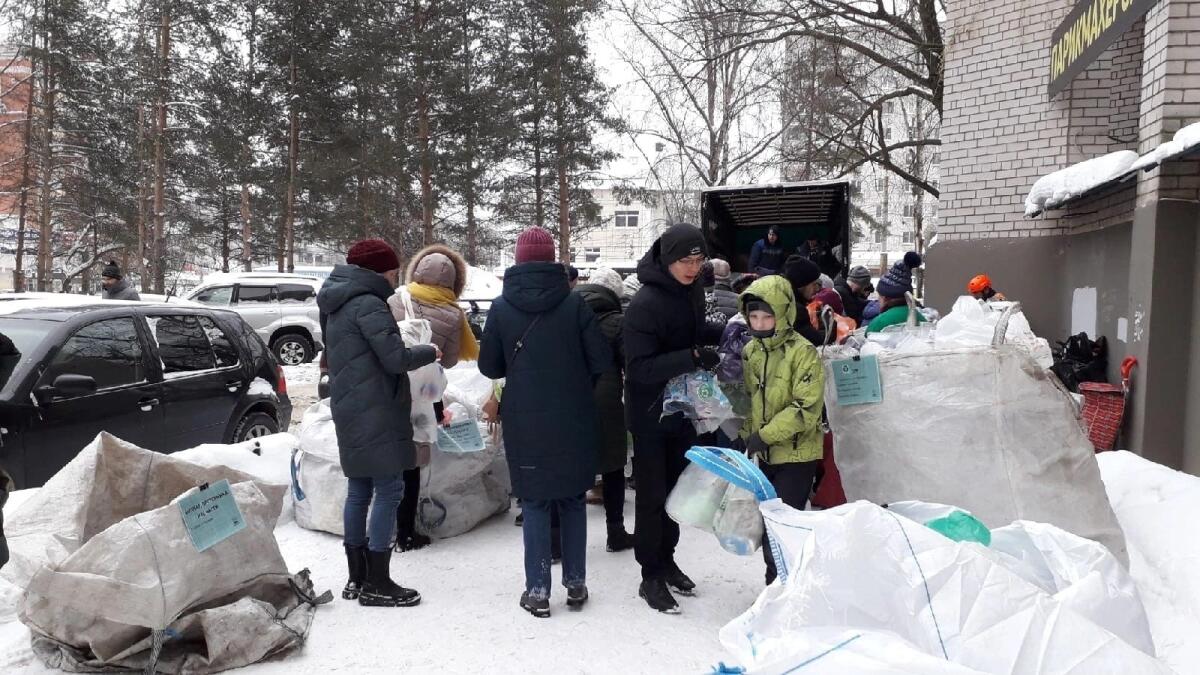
xmin=822 ymin=344 xmax=1128 ymax=565
xmin=721 ymin=500 xmax=1164 ymax=674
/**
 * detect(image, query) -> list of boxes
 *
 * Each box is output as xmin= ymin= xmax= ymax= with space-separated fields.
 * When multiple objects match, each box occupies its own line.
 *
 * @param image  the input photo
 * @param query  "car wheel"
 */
xmin=233 ymin=412 xmax=279 ymax=443
xmin=272 ymin=334 xmax=312 ymax=366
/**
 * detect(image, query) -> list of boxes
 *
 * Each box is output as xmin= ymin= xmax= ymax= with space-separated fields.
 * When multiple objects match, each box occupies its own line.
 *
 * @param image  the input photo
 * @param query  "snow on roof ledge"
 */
xmin=1024 ymin=121 xmax=1200 ymax=217
xmin=1024 ymin=151 xmax=1138 ymax=217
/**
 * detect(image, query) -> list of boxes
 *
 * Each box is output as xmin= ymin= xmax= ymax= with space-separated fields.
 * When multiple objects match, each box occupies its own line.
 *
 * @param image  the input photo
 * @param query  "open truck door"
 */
xmin=700 ymin=180 xmax=852 ymax=277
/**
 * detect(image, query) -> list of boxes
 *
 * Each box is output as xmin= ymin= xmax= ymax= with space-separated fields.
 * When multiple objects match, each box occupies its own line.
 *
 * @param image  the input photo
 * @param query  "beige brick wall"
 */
xmin=943 ymin=0 xmax=1200 ymax=242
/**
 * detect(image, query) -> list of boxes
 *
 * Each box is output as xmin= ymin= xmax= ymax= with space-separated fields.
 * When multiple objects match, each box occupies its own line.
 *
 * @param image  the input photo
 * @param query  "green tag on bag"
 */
xmin=831 ymin=355 xmax=883 ymax=405
xmin=177 ymin=479 xmax=246 ymax=552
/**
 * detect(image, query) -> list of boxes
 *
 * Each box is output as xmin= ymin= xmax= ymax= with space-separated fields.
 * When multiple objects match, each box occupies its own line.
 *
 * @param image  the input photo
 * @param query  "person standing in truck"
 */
xmin=748 ymin=226 xmax=787 ymax=277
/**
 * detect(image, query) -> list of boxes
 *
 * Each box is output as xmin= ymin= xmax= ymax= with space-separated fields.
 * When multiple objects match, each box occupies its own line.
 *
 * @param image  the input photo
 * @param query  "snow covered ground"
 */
xmin=283 ymin=363 xmax=321 ymax=427
xmin=1099 ymin=451 xmax=1200 ymax=674
xmin=2 ymin=444 xmax=1198 ymax=674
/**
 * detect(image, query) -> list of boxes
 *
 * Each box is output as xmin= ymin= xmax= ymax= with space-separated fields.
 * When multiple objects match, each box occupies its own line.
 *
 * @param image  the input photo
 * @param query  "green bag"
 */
xmin=925 ymin=511 xmax=992 ymax=546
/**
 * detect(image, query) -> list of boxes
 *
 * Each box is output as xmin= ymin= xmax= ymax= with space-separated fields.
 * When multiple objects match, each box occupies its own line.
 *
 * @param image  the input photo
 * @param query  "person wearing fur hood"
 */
xmin=387 ymin=244 xmax=481 ymax=552
xmin=388 ymin=244 xmax=480 ymax=369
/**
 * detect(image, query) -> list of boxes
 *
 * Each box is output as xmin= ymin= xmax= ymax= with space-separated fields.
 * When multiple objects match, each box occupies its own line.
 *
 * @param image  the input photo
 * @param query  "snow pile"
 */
xmin=1131 ymin=140 xmax=1183 ymax=172
xmin=175 ymin=433 xmax=299 ymax=523
xmin=1099 ymin=451 xmax=1200 ymax=673
xmin=1174 ymin=120 xmax=1200 ymax=152
xmin=173 ymin=433 xmax=298 ymax=487
xmin=1025 ymin=150 xmax=1138 ymax=216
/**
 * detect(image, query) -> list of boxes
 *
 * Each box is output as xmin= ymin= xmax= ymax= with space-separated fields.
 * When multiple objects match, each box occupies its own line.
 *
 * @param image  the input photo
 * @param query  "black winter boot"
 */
xmin=665 ymin=562 xmax=696 ymax=596
xmin=520 ymin=591 xmax=550 ymax=618
xmin=342 ymin=544 xmax=367 ymax=600
xmin=566 ymin=585 xmax=589 ymax=609
xmin=359 ymin=549 xmax=421 ymax=607
xmin=396 ymin=532 xmax=432 ymax=552
xmin=606 ymin=524 xmax=635 ymax=552
xmin=639 ymin=578 xmax=680 ymax=614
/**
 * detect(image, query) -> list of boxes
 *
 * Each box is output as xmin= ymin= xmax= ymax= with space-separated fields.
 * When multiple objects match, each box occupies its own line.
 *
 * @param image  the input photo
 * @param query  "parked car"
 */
xmin=0 ymin=295 xmax=292 ymax=488
xmin=185 ymin=273 xmax=324 ymax=366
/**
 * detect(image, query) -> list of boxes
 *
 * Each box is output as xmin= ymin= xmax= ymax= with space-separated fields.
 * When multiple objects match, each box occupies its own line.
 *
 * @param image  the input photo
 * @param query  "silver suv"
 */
xmin=185 ymin=273 xmax=323 ymax=366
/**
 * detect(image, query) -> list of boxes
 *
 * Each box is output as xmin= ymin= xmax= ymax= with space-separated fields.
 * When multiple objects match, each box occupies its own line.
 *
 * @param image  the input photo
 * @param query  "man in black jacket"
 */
xmin=624 ymin=223 xmax=719 ymax=614
xmin=784 ymin=255 xmax=826 ymax=346
xmin=834 ymin=265 xmax=873 ymax=326
xmin=318 ymin=239 xmax=440 ymax=609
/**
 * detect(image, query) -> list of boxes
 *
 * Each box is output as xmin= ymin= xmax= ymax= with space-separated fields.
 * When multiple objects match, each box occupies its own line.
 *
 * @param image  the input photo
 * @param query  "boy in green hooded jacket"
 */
xmin=738 ymin=275 xmax=826 ymax=585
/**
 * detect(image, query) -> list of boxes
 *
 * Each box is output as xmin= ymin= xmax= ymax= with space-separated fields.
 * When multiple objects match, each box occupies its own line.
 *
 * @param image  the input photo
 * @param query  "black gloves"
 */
xmin=746 ymin=433 xmax=769 ymax=460
xmin=694 ymin=346 xmax=721 ymax=370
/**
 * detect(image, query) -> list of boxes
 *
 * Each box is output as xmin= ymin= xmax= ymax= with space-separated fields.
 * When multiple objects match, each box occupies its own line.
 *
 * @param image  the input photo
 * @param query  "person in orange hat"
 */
xmin=967 ymin=274 xmax=1006 ymax=302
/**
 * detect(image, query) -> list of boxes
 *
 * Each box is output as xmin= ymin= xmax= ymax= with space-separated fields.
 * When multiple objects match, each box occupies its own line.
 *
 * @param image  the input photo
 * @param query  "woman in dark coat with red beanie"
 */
xmin=479 ymin=227 xmax=612 ymax=618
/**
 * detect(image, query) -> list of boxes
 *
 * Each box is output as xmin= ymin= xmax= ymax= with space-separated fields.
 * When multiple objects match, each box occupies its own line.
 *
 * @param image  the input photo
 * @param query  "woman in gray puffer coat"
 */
xmin=387 ymin=245 xmax=480 ymax=552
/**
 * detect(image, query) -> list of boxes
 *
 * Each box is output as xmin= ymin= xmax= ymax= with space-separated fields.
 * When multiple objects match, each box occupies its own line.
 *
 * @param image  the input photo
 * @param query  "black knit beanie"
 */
xmin=659 ymin=223 xmax=707 ymax=266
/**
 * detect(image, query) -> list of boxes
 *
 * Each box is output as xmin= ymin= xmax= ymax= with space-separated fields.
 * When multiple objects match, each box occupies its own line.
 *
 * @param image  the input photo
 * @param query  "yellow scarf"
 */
xmin=407 ymin=282 xmax=480 ymax=361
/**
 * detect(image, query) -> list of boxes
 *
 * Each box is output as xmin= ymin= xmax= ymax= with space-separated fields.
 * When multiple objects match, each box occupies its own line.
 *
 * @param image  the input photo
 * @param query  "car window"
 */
xmin=277 ymin=283 xmax=316 ymax=304
xmin=193 ymin=285 xmax=233 ymax=306
xmin=40 ymin=318 xmax=145 ymax=391
xmin=146 ymin=315 xmax=216 ymax=375
xmin=233 ymin=315 xmax=267 ymax=362
xmin=197 ymin=315 xmax=240 ymax=368
xmin=0 ymin=318 xmax=53 ymax=390
xmin=237 ymin=285 xmax=275 ymax=305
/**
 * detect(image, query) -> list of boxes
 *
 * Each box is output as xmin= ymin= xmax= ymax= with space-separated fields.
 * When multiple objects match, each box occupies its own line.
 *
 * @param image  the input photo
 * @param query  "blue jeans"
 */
xmin=522 ymin=495 xmax=586 ymax=600
xmin=344 ymin=475 xmax=405 ymax=552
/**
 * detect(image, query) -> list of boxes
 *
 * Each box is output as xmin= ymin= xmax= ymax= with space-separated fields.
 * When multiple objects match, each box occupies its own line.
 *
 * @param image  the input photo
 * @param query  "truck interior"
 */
xmin=701 ymin=180 xmax=852 ymax=276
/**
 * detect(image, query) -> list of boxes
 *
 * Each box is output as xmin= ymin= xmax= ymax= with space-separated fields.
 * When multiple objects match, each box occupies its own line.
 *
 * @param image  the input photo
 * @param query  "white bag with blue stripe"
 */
xmin=719 ymin=499 xmax=1166 ymax=674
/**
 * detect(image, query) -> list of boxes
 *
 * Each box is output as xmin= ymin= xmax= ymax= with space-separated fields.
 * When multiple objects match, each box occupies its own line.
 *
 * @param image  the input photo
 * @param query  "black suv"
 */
xmin=0 ymin=297 xmax=292 ymax=488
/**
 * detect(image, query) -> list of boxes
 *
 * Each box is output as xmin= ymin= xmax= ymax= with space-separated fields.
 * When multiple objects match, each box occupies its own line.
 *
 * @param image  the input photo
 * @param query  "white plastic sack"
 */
xmin=721 ymin=500 xmax=1166 ymax=674
xmin=662 ymin=370 xmax=738 ymax=435
xmin=21 ymin=480 xmax=323 ymax=673
xmin=396 ymin=288 xmax=448 ymax=444
xmin=935 ymin=297 xmax=1053 ymax=368
xmin=416 ymin=415 xmax=511 ymax=539
xmin=292 ymin=396 xmax=510 ymax=540
xmin=444 ymin=362 xmax=495 ymax=420
xmin=292 ymin=401 xmax=348 ymax=535
xmin=823 ymin=345 xmax=1128 ymax=565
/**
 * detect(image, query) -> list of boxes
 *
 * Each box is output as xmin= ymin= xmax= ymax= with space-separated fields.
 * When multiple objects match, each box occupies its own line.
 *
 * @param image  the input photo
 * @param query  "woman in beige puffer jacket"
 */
xmin=388 ymin=245 xmax=476 ymax=368
xmin=387 ymin=245 xmax=480 ymax=552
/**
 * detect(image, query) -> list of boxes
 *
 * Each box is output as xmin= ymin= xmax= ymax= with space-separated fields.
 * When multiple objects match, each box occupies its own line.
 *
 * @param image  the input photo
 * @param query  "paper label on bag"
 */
xmin=832 ymin=356 xmax=883 ymax=405
xmin=177 ymin=479 xmax=246 ymax=552
xmin=437 ymin=420 xmax=486 ymax=453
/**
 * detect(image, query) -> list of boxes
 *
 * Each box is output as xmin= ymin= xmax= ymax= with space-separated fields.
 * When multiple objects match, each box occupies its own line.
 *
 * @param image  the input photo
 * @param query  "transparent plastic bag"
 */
xmin=713 ymin=483 xmax=763 ymax=555
xmin=661 ymin=370 xmax=738 ymax=435
xmin=665 ymin=462 xmax=729 ymax=532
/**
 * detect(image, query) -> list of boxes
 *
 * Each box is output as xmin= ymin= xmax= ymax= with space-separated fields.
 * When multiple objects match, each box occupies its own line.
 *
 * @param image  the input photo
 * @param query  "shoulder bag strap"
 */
xmin=510 ymin=314 xmax=542 ymax=365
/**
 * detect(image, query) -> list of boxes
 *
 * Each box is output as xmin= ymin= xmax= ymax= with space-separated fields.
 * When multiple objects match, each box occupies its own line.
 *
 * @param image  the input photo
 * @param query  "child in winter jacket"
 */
xmin=738 ymin=275 xmax=826 ymax=585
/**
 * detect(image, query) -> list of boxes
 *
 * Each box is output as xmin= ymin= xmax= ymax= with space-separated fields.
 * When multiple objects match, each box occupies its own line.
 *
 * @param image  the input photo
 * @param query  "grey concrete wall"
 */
xmin=1124 ymin=199 xmax=1199 ymax=469
xmin=1186 ymin=230 xmax=1200 ymax=475
xmin=1060 ymin=224 xmax=1133 ymax=383
xmin=926 ymin=224 xmax=1132 ymax=384
xmin=925 ymin=237 xmax=1067 ymax=337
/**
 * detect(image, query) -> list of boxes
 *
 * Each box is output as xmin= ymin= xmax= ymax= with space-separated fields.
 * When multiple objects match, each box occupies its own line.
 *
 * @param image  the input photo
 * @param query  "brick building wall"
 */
xmin=0 ymin=53 xmax=32 ymax=220
xmin=939 ymin=1 xmax=1160 ymax=243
